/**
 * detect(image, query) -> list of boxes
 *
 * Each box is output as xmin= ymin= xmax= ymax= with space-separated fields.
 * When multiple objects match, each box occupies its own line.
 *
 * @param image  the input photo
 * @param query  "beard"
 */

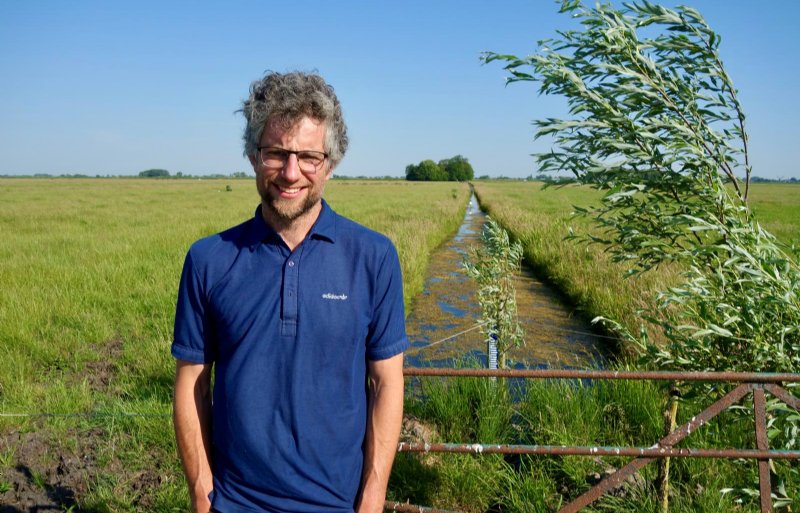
xmin=260 ymin=185 xmax=323 ymax=224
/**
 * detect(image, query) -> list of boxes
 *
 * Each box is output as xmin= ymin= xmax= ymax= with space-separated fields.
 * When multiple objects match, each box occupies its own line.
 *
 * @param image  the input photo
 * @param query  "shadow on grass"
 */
xmin=388 ymin=452 xmax=440 ymax=507
xmin=129 ymin=365 xmax=175 ymax=402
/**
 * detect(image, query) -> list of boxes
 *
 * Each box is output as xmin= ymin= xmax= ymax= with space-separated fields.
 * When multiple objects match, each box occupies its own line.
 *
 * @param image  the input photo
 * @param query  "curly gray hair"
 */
xmin=240 ymin=71 xmax=348 ymax=168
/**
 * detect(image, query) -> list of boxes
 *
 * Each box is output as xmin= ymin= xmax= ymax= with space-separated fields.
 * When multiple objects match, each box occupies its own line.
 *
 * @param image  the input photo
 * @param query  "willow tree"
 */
xmin=484 ymin=0 xmax=800 ymax=501
xmin=463 ymin=218 xmax=525 ymax=369
xmin=484 ymin=0 xmax=800 ymax=376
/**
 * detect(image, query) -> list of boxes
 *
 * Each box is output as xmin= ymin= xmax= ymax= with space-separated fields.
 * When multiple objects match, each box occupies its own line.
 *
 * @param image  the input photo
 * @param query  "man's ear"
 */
xmin=248 ymin=153 xmax=257 ymax=170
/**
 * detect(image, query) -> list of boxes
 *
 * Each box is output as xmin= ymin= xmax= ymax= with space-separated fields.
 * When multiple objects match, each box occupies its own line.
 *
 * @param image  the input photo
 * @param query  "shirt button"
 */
xmin=288 ymin=261 xmax=295 ymax=267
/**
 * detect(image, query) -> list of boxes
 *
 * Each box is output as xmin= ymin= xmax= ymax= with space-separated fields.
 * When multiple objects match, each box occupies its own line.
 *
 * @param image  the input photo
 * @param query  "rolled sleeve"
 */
xmin=172 ymin=250 xmax=216 ymax=364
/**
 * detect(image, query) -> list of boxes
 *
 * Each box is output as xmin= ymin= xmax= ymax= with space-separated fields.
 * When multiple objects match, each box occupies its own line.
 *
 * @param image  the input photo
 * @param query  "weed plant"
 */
xmin=473 ymin=181 xmax=679 ymax=351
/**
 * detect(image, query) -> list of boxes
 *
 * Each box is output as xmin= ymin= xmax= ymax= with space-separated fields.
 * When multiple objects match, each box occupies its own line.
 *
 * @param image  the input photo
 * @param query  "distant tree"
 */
xmin=139 ymin=168 xmax=170 ymax=178
xmin=405 ymin=160 xmax=446 ymax=181
xmin=405 ymin=162 xmax=422 ymax=181
xmin=438 ymin=155 xmax=474 ymax=181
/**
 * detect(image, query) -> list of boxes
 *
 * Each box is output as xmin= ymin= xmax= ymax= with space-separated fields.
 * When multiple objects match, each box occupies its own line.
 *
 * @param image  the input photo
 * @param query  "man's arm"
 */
xmin=356 ymin=352 xmax=405 ymax=513
xmin=174 ymin=359 xmax=214 ymax=513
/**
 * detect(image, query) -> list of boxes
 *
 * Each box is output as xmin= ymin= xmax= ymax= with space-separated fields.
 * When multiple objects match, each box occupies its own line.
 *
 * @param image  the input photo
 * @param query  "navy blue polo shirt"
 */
xmin=172 ymin=200 xmax=408 ymax=513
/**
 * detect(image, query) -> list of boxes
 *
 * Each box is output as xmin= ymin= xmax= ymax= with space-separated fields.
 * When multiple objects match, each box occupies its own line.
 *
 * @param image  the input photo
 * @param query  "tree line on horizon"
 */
xmin=2 ymin=166 xmax=798 ymax=183
xmin=405 ymin=155 xmax=475 ymax=182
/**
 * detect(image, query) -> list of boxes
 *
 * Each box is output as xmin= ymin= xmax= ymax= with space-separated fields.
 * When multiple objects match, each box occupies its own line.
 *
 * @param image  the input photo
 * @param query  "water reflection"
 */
xmin=405 ymin=194 xmax=608 ymax=369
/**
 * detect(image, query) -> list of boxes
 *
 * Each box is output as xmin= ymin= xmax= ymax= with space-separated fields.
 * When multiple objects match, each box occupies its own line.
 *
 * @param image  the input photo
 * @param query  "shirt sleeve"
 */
xmin=171 ymin=249 xmax=216 ymax=364
xmin=366 ymin=242 xmax=409 ymax=361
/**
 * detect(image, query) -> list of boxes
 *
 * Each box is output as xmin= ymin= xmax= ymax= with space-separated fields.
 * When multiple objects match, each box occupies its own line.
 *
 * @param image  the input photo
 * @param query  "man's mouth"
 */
xmin=273 ymin=184 xmax=304 ymax=196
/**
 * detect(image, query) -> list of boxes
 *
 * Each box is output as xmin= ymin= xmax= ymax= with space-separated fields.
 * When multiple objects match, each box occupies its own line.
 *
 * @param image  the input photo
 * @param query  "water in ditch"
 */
xmin=404 ymin=194 xmax=609 ymax=369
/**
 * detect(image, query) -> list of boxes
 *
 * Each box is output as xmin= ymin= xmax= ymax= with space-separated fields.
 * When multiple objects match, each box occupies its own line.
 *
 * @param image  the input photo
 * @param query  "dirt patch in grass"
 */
xmin=0 ymin=426 xmax=104 ymax=512
xmin=1 ymin=336 xmax=173 ymax=511
xmin=82 ymin=337 xmax=125 ymax=392
xmin=0 ymin=418 xmax=167 ymax=511
xmin=0 ymin=423 xmax=165 ymax=512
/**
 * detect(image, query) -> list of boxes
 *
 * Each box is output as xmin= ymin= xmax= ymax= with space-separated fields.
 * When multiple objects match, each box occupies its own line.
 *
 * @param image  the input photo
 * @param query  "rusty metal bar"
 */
xmin=660 ymin=383 xmax=755 ymax=445
xmin=559 ymin=456 xmax=652 ymax=513
xmin=557 ymin=383 xmax=756 ymax=513
xmin=396 ymin=441 xmax=800 ymax=460
xmin=384 ymin=501 xmax=462 ymax=513
xmin=403 ymin=367 xmax=800 ymax=383
xmin=753 ymin=386 xmax=772 ymax=513
xmin=764 ymin=383 xmax=800 ymax=412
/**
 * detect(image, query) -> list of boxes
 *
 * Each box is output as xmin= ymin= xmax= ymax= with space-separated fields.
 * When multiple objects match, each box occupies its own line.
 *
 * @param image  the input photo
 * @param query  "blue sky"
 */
xmin=1 ymin=1 xmax=798 ymax=179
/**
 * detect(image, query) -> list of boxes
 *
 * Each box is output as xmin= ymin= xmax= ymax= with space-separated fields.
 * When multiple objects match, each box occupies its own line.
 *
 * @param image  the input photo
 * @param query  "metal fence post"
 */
xmin=488 ymin=332 xmax=498 ymax=370
xmin=753 ymin=386 xmax=772 ymax=513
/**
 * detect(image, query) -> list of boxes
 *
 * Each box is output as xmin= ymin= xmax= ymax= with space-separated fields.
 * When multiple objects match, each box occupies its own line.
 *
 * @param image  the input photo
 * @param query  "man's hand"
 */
xmin=356 ymin=353 xmax=405 ymax=513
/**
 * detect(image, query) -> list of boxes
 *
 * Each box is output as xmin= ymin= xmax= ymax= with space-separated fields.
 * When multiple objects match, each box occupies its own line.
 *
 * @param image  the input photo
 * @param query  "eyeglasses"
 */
xmin=257 ymin=146 xmax=328 ymax=174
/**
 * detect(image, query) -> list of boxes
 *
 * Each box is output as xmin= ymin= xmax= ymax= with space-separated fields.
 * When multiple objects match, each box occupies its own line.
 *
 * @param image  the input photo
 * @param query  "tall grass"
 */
xmin=436 ymin=180 xmax=800 ymax=510
xmin=0 ymin=178 xmax=469 ymax=511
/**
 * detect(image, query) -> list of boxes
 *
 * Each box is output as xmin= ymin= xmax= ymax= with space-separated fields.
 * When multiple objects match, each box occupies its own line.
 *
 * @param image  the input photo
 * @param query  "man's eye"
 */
xmin=265 ymin=150 xmax=288 ymax=160
xmin=298 ymin=152 xmax=323 ymax=163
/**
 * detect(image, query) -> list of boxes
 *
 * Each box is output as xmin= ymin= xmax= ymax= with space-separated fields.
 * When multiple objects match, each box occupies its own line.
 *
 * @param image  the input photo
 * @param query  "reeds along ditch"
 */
xmin=385 ymin=180 xmax=800 ymax=512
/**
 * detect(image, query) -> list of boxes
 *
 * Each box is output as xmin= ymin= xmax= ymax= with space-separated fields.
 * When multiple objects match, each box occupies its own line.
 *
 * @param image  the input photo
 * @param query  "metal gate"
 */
xmin=385 ymin=368 xmax=800 ymax=513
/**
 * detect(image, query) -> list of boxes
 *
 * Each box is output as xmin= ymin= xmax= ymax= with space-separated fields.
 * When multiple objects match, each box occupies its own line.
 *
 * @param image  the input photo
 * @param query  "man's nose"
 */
xmin=280 ymin=153 xmax=302 ymax=181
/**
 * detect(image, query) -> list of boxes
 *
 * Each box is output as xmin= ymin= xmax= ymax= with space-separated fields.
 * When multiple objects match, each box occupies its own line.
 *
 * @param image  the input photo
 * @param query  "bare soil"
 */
xmin=0 ymin=426 xmax=105 ymax=512
xmin=0 ymin=337 xmax=163 ymax=512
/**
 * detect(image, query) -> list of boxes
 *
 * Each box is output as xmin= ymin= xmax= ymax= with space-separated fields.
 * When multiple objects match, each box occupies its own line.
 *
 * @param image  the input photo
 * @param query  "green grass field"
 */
xmin=0 ymin=178 xmax=470 ymax=511
xmin=746 ymin=183 xmax=800 ymax=245
xmin=0 ymin=177 xmax=796 ymax=511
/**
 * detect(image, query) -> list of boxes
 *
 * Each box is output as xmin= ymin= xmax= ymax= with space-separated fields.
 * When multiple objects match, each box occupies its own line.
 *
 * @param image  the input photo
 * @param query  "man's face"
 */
xmin=251 ymin=116 xmax=332 ymax=225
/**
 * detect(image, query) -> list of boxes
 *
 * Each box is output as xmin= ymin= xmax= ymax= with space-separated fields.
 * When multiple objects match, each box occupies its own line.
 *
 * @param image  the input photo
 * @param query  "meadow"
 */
xmin=0 ymin=178 xmax=470 ymax=510
xmin=0 ymin=178 xmax=797 ymax=511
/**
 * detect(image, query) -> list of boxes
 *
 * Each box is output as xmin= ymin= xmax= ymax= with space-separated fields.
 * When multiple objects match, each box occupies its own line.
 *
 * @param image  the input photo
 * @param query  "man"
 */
xmin=172 ymin=71 xmax=408 ymax=513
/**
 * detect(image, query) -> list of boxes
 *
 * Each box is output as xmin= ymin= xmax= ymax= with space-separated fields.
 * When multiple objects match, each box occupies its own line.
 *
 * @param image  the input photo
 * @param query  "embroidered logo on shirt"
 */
xmin=322 ymin=293 xmax=349 ymax=300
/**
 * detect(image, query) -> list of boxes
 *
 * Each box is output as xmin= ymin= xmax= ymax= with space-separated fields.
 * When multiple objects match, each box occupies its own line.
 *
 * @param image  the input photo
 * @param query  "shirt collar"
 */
xmin=309 ymin=199 xmax=336 ymax=243
xmin=250 ymin=205 xmax=279 ymax=247
xmin=249 ymin=200 xmax=337 ymax=248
